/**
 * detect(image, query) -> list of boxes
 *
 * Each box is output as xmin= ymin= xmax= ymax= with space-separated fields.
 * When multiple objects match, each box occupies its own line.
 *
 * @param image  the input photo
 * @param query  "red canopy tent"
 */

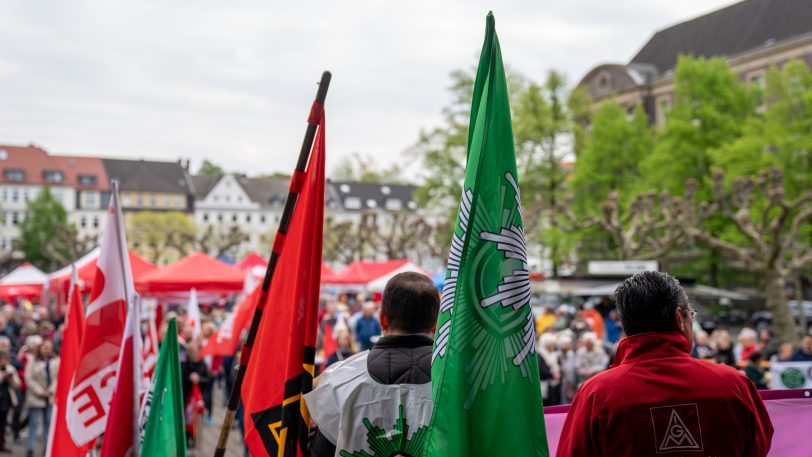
xmin=47 ymin=249 xmax=157 ymax=296
xmin=136 ymin=252 xmax=245 ymax=296
xmin=235 ymin=252 xmax=268 ymax=271
xmin=324 ymin=260 xmax=428 ymax=290
xmin=0 ymin=263 xmax=47 ymax=301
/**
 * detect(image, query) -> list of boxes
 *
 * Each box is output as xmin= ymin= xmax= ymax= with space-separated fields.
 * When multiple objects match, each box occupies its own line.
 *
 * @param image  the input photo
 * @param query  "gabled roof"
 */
xmin=329 ymin=181 xmax=417 ymax=212
xmin=0 ymin=144 xmax=109 ymax=190
xmin=103 ymin=158 xmax=192 ymax=194
xmin=190 ymin=174 xmax=220 ymax=200
xmin=631 ymin=0 xmax=812 ymax=74
xmin=236 ymin=176 xmax=289 ymax=208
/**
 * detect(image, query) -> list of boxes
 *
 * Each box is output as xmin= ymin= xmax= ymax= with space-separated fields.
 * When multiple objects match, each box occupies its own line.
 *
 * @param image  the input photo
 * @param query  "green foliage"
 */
xmin=331 ymin=152 xmax=403 ymax=183
xmin=127 ymin=211 xmax=196 ymax=264
xmin=571 ymin=102 xmax=652 ymax=213
xmin=640 ymin=56 xmax=756 ymax=196
xmin=197 ymin=159 xmax=225 ymax=176
xmin=18 ymin=187 xmax=70 ymax=270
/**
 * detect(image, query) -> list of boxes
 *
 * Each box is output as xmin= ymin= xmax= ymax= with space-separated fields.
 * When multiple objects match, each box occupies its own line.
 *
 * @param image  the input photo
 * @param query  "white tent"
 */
xmin=0 ymin=263 xmax=47 ymax=286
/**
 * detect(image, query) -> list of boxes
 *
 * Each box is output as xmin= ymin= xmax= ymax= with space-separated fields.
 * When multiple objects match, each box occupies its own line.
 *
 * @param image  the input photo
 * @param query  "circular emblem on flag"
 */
xmin=781 ymin=367 xmax=806 ymax=388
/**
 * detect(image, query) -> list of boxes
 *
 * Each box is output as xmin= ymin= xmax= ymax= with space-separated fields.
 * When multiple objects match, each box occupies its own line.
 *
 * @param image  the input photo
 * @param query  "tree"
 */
xmin=198 ymin=160 xmax=225 ymax=176
xmin=640 ymin=56 xmax=756 ymax=195
xmin=193 ymin=225 xmax=249 ymax=259
xmin=331 ymin=153 xmax=403 ymax=183
xmin=674 ymin=168 xmax=812 ymax=344
xmin=127 ymin=212 xmax=197 ymax=264
xmin=18 ymin=187 xmax=75 ymax=270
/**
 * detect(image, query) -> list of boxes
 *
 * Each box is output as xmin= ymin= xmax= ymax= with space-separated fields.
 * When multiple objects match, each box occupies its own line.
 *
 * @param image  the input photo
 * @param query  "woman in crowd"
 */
xmin=25 ymin=339 xmax=58 ymax=457
xmin=537 ymin=333 xmax=561 ymax=406
xmin=324 ymin=326 xmax=355 ymax=369
xmin=712 ymin=329 xmax=736 ymax=367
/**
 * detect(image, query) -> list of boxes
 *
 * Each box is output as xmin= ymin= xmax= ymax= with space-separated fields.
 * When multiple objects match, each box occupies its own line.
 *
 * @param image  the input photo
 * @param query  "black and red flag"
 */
xmin=241 ymin=101 xmax=326 ymax=457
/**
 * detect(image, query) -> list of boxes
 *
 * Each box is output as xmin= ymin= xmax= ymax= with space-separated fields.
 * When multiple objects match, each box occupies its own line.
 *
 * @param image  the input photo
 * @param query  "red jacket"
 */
xmin=556 ymin=332 xmax=773 ymax=457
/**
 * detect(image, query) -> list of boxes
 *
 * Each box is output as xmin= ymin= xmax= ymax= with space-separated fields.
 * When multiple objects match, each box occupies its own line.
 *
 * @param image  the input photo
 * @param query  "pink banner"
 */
xmin=544 ymin=389 xmax=812 ymax=456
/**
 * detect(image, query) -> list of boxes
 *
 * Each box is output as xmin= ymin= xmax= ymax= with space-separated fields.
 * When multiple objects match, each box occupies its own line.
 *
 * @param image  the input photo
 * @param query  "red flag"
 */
xmin=67 ymin=182 xmax=135 ymax=446
xmin=99 ymin=296 xmax=141 ymax=457
xmin=141 ymin=301 xmax=159 ymax=386
xmin=185 ymin=383 xmax=206 ymax=437
xmin=241 ymin=103 xmax=325 ymax=456
xmin=46 ymin=269 xmax=91 ymax=457
xmin=199 ymin=286 xmax=259 ymax=357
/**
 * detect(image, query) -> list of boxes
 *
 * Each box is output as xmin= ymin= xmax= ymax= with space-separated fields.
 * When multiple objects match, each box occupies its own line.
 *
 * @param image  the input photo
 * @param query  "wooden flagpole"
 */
xmin=214 ymin=70 xmax=331 ymax=457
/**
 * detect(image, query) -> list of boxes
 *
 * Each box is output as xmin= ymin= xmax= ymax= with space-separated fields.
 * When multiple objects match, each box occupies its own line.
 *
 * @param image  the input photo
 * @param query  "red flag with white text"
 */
xmin=67 ymin=182 xmax=134 ymax=446
xmin=46 ymin=269 xmax=91 ymax=457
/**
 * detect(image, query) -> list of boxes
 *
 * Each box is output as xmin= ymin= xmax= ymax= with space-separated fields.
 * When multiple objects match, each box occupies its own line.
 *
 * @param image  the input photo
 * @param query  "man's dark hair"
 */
xmin=382 ymin=272 xmax=440 ymax=334
xmin=614 ymin=271 xmax=688 ymax=336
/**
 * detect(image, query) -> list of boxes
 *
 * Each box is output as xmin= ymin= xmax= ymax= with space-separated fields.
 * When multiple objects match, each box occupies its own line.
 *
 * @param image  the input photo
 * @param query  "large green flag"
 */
xmin=140 ymin=318 xmax=186 ymax=457
xmin=426 ymin=12 xmax=549 ymax=457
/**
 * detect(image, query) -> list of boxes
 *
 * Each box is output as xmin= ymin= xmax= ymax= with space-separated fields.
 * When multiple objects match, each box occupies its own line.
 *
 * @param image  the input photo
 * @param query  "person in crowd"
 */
xmin=181 ymin=341 xmax=210 ymax=448
xmin=791 ymin=334 xmax=812 ymax=361
xmin=574 ymin=332 xmax=608 ymax=385
xmin=551 ymin=305 xmax=571 ymax=332
xmin=0 ymin=350 xmax=19 ymax=453
xmin=556 ymin=335 xmax=577 ymax=404
xmin=603 ymin=309 xmax=622 ymax=345
xmin=306 ymin=272 xmax=438 ymax=457
xmin=537 ymin=333 xmax=561 ymax=406
xmin=736 ymin=328 xmax=759 ymax=364
xmin=744 ymin=351 xmax=768 ymax=390
xmin=25 ymin=339 xmax=58 ymax=457
xmin=556 ymin=271 xmax=773 ymax=457
xmin=758 ymin=329 xmax=778 ymax=360
xmin=581 ymin=303 xmax=605 ymax=340
xmin=691 ymin=330 xmax=716 ymax=360
xmin=771 ymin=342 xmax=795 ymax=363
xmin=354 ymin=301 xmax=382 ymax=351
xmin=535 ymin=307 xmax=556 ymax=336
xmin=712 ymin=329 xmax=737 ymax=367
xmin=569 ymin=311 xmax=591 ymax=341
xmin=324 ymin=326 xmax=355 ymax=369
xmin=200 ymin=322 xmax=218 ymax=425
xmin=11 ymin=336 xmax=38 ymax=444
xmin=595 ymin=296 xmax=615 ymax=319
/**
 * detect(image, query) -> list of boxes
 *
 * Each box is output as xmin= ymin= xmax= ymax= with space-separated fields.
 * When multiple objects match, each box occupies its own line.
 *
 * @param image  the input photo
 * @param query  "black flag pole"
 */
xmin=214 ymin=70 xmax=331 ymax=457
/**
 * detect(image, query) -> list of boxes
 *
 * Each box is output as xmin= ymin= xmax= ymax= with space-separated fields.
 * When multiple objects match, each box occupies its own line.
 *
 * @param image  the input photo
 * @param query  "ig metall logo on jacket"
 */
xmin=433 ymin=172 xmax=537 ymax=410
xmin=650 ymin=403 xmax=704 ymax=453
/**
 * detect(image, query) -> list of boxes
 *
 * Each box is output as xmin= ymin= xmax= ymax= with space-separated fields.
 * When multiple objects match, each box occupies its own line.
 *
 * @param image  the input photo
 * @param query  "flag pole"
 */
xmin=214 ymin=70 xmax=332 ymax=457
xmin=110 ymin=180 xmax=140 ymax=456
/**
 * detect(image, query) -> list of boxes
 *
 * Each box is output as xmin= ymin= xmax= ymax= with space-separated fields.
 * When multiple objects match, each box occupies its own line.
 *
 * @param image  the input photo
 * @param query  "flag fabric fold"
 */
xmin=46 ymin=268 xmax=90 ymax=457
xmin=199 ymin=286 xmax=258 ymax=358
xmin=425 ymin=12 xmax=549 ymax=457
xmin=67 ymin=181 xmax=135 ymax=446
xmin=140 ymin=318 xmax=186 ymax=457
xmin=185 ymin=288 xmax=202 ymax=341
xmin=241 ymin=103 xmax=326 ymax=457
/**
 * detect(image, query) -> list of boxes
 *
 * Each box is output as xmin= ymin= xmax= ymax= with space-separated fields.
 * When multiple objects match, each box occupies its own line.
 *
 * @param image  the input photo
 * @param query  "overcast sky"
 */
xmin=0 ymin=0 xmax=735 ymax=176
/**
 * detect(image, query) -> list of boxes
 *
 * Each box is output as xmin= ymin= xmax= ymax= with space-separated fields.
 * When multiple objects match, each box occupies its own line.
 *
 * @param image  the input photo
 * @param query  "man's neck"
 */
xmin=384 ymin=329 xmax=432 ymax=337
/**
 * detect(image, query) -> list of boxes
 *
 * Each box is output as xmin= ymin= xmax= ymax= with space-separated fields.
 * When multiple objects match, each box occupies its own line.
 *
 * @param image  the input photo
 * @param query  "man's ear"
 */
xmin=673 ymin=307 xmax=684 ymax=332
xmin=380 ymin=313 xmax=388 ymax=332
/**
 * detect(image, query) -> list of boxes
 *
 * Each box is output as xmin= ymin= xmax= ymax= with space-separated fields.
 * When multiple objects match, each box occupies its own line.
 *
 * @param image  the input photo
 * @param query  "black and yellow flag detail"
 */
xmin=251 ymin=346 xmax=316 ymax=457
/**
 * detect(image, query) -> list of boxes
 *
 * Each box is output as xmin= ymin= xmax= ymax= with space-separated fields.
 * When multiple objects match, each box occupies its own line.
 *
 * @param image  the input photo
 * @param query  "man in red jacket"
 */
xmin=557 ymin=271 xmax=773 ymax=456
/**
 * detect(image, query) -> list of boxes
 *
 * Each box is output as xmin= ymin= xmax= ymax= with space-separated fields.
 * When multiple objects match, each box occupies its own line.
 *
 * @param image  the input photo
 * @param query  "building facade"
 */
xmin=578 ymin=0 xmax=812 ymax=126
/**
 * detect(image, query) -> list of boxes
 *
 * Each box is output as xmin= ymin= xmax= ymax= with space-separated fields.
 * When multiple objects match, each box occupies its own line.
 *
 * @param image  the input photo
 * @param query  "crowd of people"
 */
xmin=0 ymin=282 xmax=810 ymax=454
xmin=531 ymin=296 xmax=812 ymax=405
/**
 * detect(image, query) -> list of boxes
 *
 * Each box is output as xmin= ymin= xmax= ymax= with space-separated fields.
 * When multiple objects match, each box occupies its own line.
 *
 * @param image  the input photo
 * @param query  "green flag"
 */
xmin=426 ymin=12 xmax=549 ymax=457
xmin=140 ymin=318 xmax=186 ymax=457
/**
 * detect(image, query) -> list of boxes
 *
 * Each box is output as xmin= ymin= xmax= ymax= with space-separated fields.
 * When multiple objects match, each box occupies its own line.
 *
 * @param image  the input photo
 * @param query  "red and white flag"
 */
xmin=46 ymin=267 xmax=91 ymax=457
xmin=199 ymin=286 xmax=258 ymax=357
xmin=184 ymin=288 xmax=202 ymax=341
xmin=141 ymin=299 xmax=159 ymax=386
xmin=67 ymin=181 xmax=135 ymax=446
xmin=100 ymin=295 xmax=141 ymax=457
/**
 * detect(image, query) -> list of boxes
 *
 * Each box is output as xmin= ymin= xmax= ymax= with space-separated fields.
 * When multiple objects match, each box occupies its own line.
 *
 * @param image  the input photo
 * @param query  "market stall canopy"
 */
xmin=237 ymin=253 xmax=336 ymax=287
xmin=47 ymin=248 xmax=157 ymax=295
xmin=136 ymin=252 xmax=245 ymax=295
xmin=235 ymin=252 xmax=267 ymax=271
xmin=0 ymin=263 xmax=47 ymax=300
xmin=325 ymin=259 xmax=429 ymax=291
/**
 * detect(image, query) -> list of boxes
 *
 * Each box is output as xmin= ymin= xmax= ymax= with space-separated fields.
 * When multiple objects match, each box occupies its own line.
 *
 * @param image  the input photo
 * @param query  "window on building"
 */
xmin=232 ymin=214 xmax=238 ymax=223
xmin=385 ymin=199 xmax=402 ymax=211
xmin=83 ymin=192 xmax=97 ymax=208
xmin=217 ymin=213 xmax=223 ymax=222
xmin=150 ymin=195 xmax=157 ymax=208
xmin=175 ymin=196 xmax=184 ymax=208
xmin=0 ymin=238 xmax=5 ymax=250
xmin=246 ymin=214 xmax=252 ymax=223
xmin=366 ymin=199 xmax=378 ymax=208
xmin=225 ymin=195 xmax=231 ymax=203
xmin=203 ymin=213 xmax=209 ymax=222
xmin=11 ymin=212 xmax=19 ymax=226
xmin=23 ymin=189 xmax=29 ymax=202
xmin=78 ymin=174 xmax=97 ymax=186
xmin=136 ymin=194 xmax=144 ymax=207
xmin=1 ymin=189 xmax=5 ymax=202
xmin=123 ymin=194 xmax=131 ymax=206
xmin=93 ymin=216 xmax=99 ymax=228
xmin=345 ymin=197 xmax=361 ymax=209
xmin=163 ymin=196 xmax=170 ymax=208
xmin=80 ymin=216 xmax=87 ymax=228
xmin=52 ymin=190 xmax=63 ymax=204
xmin=4 ymin=169 xmax=25 ymax=182
xmin=657 ymin=98 xmax=672 ymax=128
xmin=11 ymin=189 xmax=18 ymax=203
xmin=260 ymin=215 xmax=266 ymax=224
xmin=42 ymin=170 xmax=64 ymax=183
